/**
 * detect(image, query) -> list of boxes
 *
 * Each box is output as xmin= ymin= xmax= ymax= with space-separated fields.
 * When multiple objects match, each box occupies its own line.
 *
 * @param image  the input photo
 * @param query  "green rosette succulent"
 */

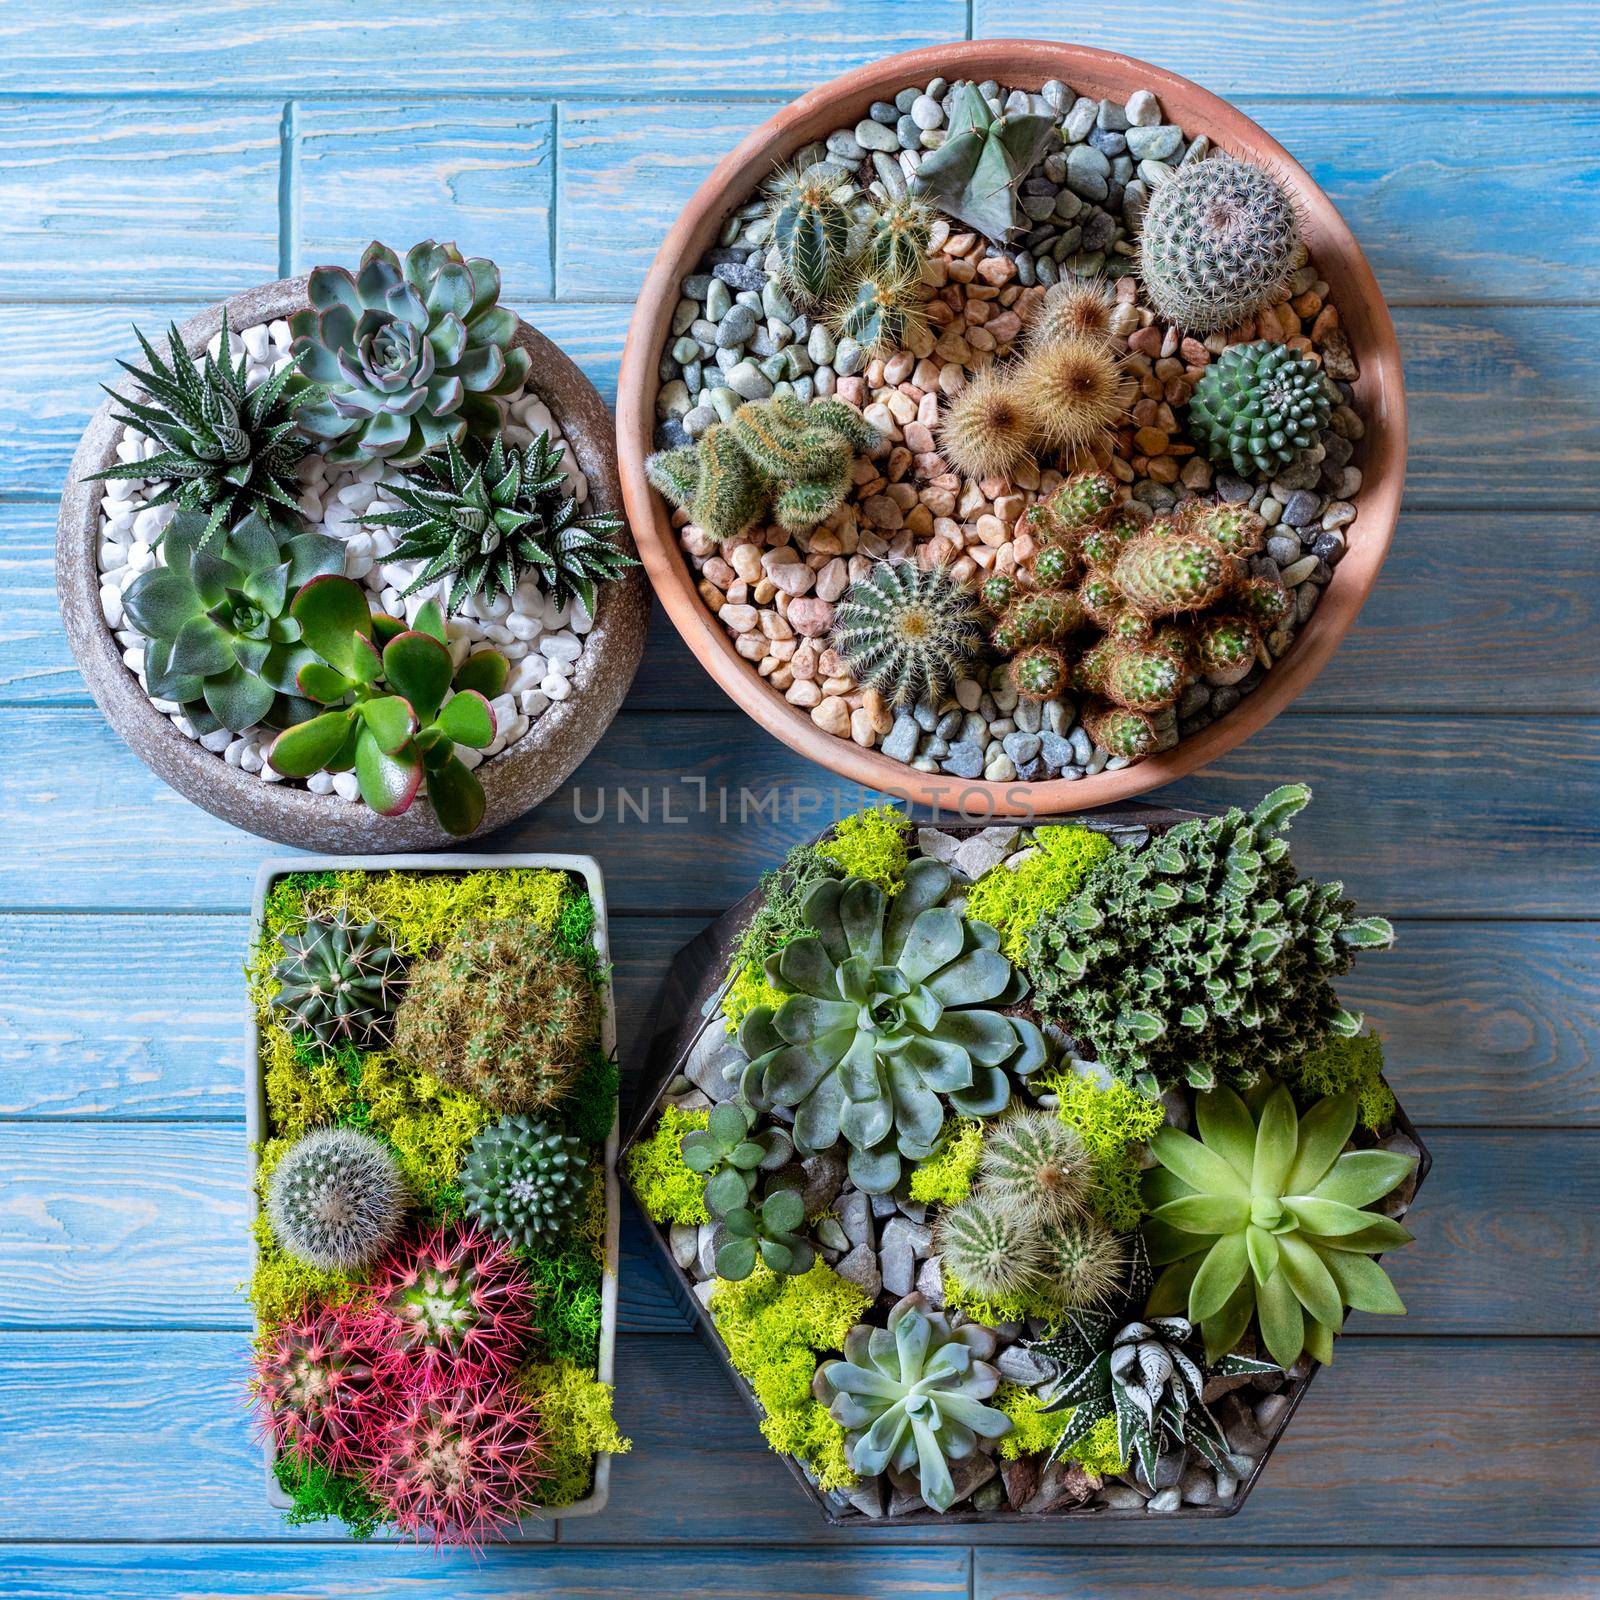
xmin=290 ymin=240 xmax=530 ymax=467
xmin=264 ymin=577 xmax=506 ymax=834
xmin=817 ymin=1300 xmax=1012 ymax=1513
xmin=737 ymin=858 xmax=1045 ymax=1194
xmin=909 ymin=82 xmax=1056 ymax=242
xmin=1142 ymin=1081 xmax=1417 ymax=1368
xmin=121 ymin=509 xmax=343 ymax=733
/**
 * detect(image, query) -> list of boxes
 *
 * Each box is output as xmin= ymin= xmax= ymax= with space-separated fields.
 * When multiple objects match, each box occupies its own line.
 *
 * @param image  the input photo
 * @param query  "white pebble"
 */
xmin=306 ymin=771 xmax=335 ymax=795
xmin=121 ymin=645 xmax=145 ymax=675
xmin=570 ymin=599 xmax=595 ymax=636
xmin=541 ymin=673 xmax=571 ymax=701
xmin=242 ymin=323 xmax=270 ymax=361
xmin=500 ymin=712 xmax=529 ymax=746
xmin=240 ymin=746 xmax=264 ymax=774
xmin=99 ymin=586 xmax=125 ymax=628
xmin=332 ymin=770 xmax=362 ymax=802
xmin=506 ymin=612 xmax=541 ymax=642
xmin=456 ymin=745 xmax=484 ymax=770
xmin=519 ymin=689 xmax=551 ymax=718
xmin=489 ymin=692 xmax=517 ymax=725
xmin=543 ymin=632 xmax=582 ymax=663
xmin=224 ymin=737 xmax=248 ymax=767
xmin=199 ymin=727 xmax=232 ymax=754
xmin=132 ymin=507 xmax=167 ymax=541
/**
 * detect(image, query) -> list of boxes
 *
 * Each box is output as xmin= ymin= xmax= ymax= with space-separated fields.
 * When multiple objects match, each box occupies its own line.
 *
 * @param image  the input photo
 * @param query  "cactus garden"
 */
xmin=90 ymin=240 xmax=638 ymax=836
xmin=645 ymin=76 xmax=1367 ymax=784
xmin=246 ymin=863 xmax=628 ymax=1545
xmin=623 ymin=795 xmax=1426 ymax=1520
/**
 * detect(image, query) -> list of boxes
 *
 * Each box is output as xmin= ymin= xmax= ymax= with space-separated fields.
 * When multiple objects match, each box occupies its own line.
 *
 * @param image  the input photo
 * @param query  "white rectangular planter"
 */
xmin=247 ymin=852 xmax=622 ymax=1524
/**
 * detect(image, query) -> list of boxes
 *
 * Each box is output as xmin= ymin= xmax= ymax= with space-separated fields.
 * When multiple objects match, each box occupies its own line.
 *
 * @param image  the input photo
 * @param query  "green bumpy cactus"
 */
xmin=832 ymin=561 xmax=986 ymax=707
xmin=934 ymin=1191 xmax=1044 ymax=1302
xmin=1026 ymin=785 xmax=1395 ymax=1097
xmin=1187 ymin=340 xmax=1336 ymax=478
xmin=460 ymin=1114 xmax=588 ymax=1250
xmin=1082 ymin=704 xmax=1159 ymax=761
xmin=270 ymin=910 xmax=406 ymax=1049
xmin=866 ymin=197 xmax=934 ymax=281
xmin=1112 ymin=530 xmax=1237 ymax=616
xmin=765 ymin=163 xmax=856 ymax=306
xmin=1137 ymin=156 xmax=1300 ymax=334
xmin=1011 ymin=642 xmax=1069 ymax=702
xmin=645 ymin=394 xmax=880 ymax=543
xmin=910 ymin=81 xmax=1056 ymax=243
xmin=291 ymin=239 xmax=530 ymax=467
xmin=737 ymin=858 xmax=1046 ymax=1194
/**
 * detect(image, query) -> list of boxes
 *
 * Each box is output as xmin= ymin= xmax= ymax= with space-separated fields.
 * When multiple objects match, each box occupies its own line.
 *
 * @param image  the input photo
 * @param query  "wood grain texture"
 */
xmin=8 ymin=302 xmax=1594 ymax=500
xmin=2 ymin=708 xmax=1596 ymax=915
xmin=292 ymin=100 xmax=555 ymax=302
xmin=2 ymin=1123 xmax=1591 ymax=1333
xmin=0 ymin=2 xmax=969 ymax=94
xmin=0 ymin=1544 xmax=970 ymax=1599
xmin=560 ymin=97 xmax=1600 ymax=303
xmin=0 ymin=99 xmax=281 ymax=297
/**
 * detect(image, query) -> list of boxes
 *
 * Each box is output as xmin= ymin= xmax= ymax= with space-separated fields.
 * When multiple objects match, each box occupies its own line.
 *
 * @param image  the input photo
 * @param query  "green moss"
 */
xmin=719 ymin=842 xmax=837 ymax=1030
xmin=710 ymin=1260 xmax=872 ymax=1491
xmin=1282 ymin=1033 xmax=1397 ymax=1132
xmin=622 ymin=1104 xmax=710 ymax=1224
xmin=260 ymin=1025 xmax=357 ymax=1138
xmin=523 ymin=1359 xmax=631 ymax=1509
xmin=943 ymin=1267 xmax=1062 ymax=1329
xmin=1039 ymin=1069 xmax=1166 ymax=1231
xmin=818 ymin=804 xmax=911 ymax=892
xmin=556 ymin=1048 xmax=620 ymax=1147
xmin=907 ymin=1117 xmax=984 ymax=1206
xmin=1062 ymin=1411 xmax=1128 ymax=1476
xmin=247 ymin=1216 xmax=358 ymax=1333
xmin=271 ymin=1450 xmax=386 ymax=1538
xmin=967 ymin=825 xmax=1115 ymax=961
xmin=353 ymin=1052 xmax=491 ymax=1213
xmin=994 ymin=1381 xmax=1076 ymax=1461
xmin=721 ymin=960 xmax=790 ymax=1034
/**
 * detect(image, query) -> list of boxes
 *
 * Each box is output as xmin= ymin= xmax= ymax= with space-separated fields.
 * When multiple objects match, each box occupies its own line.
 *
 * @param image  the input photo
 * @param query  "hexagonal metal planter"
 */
xmin=621 ymin=802 xmax=1431 ymax=1527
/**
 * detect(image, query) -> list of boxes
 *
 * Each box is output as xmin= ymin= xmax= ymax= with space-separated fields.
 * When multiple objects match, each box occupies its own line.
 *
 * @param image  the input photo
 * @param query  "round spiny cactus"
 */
xmin=1104 ymin=644 xmax=1186 ymax=713
xmin=978 ymin=1109 xmax=1093 ymax=1222
xmin=1012 ymin=643 xmax=1069 ymax=703
xmin=981 ymin=572 xmax=1018 ymax=613
xmin=991 ymin=590 xmax=1083 ymax=654
xmin=461 ymin=1114 xmax=588 ymax=1250
xmin=1078 ymin=573 xmax=1122 ymax=628
xmin=1037 ymin=1212 xmax=1128 ymax=1311
xmin=1194 ymin=614 xmax=1259 ymax=676
xmin=1105 ymin=608 xmax=1155 ymax=647
xmin=1079 ymin=519 xmax=1135 ymax=572
xmin=938 ymin=367 xmax=1035 ymax=483
xmin=832 ymin=562 xmax=986 ymax=707
xmin=1187 ymin=340 xmax=1335 ymax=477
xmin=1112 ymin=529 xmax=1236 ymax=616
xmin=1138 ymin=155 xmax=1300 ymax=334
xmin=866 ymin=196 xmax=934 ymax=282
xmin=1237 ymin=574 xmax=1293 ymax=630
xmin=829 ymin=263 xmax=926 ymax=356
xmin=934 ymin=1191 xmax=1044 ymax=1301
xmin=252 ymin=1303 xmax=383 ymax=1473
xmin=765 ymin=163 xmax=855 ymax=306
xmin=1178 ymin=499 xmax=1268 ymax=557
xmin=1027 ymin=278 xmax=1115 ymax=350
xmin=1032 ymin=542 xmax=1076 ymax=590
xmin=391 ymin=918 xmax=597 ymax=1113
xmin=270 ymin=912 xmax=406 ymax=1051
xmin=1012 ymin=335 xmax=1130 ymax=457
xmin=1083 ymin=703 xmax=1159 ymax=762
xmin=1049 ymin=471 xmax=1118 ymax=530
xmin=266 ymin=1127 xmax=407 ymax=1271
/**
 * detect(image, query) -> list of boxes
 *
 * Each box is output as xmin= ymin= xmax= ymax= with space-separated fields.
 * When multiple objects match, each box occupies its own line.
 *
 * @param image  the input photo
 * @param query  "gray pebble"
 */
xmin=1088 ymin=126 xmax=1127 ymax=157
xmin=726 ymin=360 xmax=772 ymax=400
xmin=716 ymin=303 xmax=757 ymax=348
xmin=1065 ymin=144 xmax=1111 ymax=201
xmin=705 ymin=278 xmax=732 ymax=321
xmin=1267 ymin=533 xmax=1302 ymax=566
xmin=1125 ymin=89 xmax=1161 ymax=126
xmin=856 ymin=117 xmax=899 ymax=152
xmin=1003 ymin=731 xmax=1041 ymax=766
xmin=712 ymin=260 xmax=765 ymax=293
xmin=1282 ymin=488 xmax=1323 ymax=527
xmin=1096 ymin=97 xmax=1130 ymax=132
xmin=1064 ymin=96 xmax=1098 ymax=141
xmin=941 ymin=741 xmax=984 ymax=780
xmin=1146 ymin=1486 xmax=1183 ymax=1513
xmin=911 ymin=93 xmax=944 ymax=130
xmin=882 ymin=717 xmax=920 ymax=763
xmin=1125 ymin=123 xmax=1183 ymax=161
xmin=825 ymin=130 xmax=865 ymax=161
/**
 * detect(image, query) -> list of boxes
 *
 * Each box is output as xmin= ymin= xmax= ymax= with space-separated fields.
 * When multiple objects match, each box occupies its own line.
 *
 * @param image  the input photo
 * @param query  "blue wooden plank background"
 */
xmin=0 ymin=4 xmax=1597 ymax=1596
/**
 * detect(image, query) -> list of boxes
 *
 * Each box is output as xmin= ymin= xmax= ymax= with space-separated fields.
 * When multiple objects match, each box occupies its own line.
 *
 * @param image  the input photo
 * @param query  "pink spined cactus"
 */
xmin=251 ymin=1302 xmax=386 ymax=1473
xmin=364 ymin=1377 xmax=547 ymax=1548
xmin=363 ymin=1222 xmax=536 ymax=1394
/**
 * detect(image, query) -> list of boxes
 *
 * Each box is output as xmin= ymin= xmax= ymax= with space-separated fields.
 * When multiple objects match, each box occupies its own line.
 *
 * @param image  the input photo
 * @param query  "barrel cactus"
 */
xmin=910 ymin=81 xmax=1055 ymax=242
xmin=266 ymin=1126 xmax=407 ymax=1270
xmin=252 ymin=1302 xmax=384 ymax=1472
xmin=833 ymin=562 xmax=987 ymax=708
xmin=291 ymin=239 xmax=530 ymax=467
xmin=460 ymin=1115 xmax=588 ymax=1250
xmin=817 ymin=1298 xmax=1012 ymax=1512
xmin=736 ymin=857 xmax=1045 ymax=1193
xmin=1187 ymin=340 xmax=1336 ymax=477
xmin=269 ymin=911 xmax=406 ymax=1050
xmin=764 ymin=163 xmax=855 ymax=305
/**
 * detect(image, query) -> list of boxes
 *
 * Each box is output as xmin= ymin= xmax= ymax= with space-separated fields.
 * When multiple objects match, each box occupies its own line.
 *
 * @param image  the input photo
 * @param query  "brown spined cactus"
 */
xmin=1026 ymin=278 xmax=1116 ymax=350
xmin=1178 ymin=499 xmax=1268 ymax=557
xmin=1012 ymin=335 xmax=1131 ymax=458
xmin=1103 ymin=644 xmax=1186 ymax=712
xmin=992 ymin=590 xmax=1083 ymax=653
xmin=1077 ymin=573 xmax=1122 ymax=629
xmin=1012 ymin=643 xmax=1069 ymax=702
xmin=938 ymin=367 xmax=1035 ymax=483
xmin=1083 ymin=703 xmax=1160 ymax=762
xmin=1031 ymin=542 xmax=1078 ymax=591
xmin=1236 ymin=574 xmax=1293 ymax=630
xmin=390 ymin=918 xmax=598 ymax=1112
xmin=1194 ymin=613 xmax=1259 ymax=676
xmin=1045 ymin=471 xmax=1118 ymax=530
xmin=1112 ymin=528 xmax=1238 ymax=616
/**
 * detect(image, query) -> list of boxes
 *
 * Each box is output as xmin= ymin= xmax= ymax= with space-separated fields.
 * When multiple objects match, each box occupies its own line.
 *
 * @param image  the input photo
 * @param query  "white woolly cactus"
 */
xmin=266 ymin=1126 xmax=407 ymax=1270
xmin=934 ymin=1190 xmax=1044 ymax=1302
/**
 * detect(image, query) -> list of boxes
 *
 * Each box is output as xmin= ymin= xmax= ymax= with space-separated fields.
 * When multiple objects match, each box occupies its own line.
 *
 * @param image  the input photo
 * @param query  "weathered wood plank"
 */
xmin=0 ymin=2 xmax=969 ymax=95
xmin=0 ymin=1123 xmax=1589 ymax=1333
xmin=971 ymin=1 xmax=1600 ymax=94
xmin=292 ymin=100 xmax=555 ymax=303
xmin=559 ymin=98 xmax=1600 ymax=303
xmin=2 ymin=707 xmax=1596 ymax=916
xmin=975 ymin=1549 xmax=1600 ymax=1599
xmin=0 ymin=1543 xmax=970 ymax=1598
xmin=0 ymin=1332 xmax=1590 ymax=1545
xmin=2 ymin=912 xmax=1590 ymax=1126
xmin=13 ymin=500 xmax=1596 ymax=713
xmin=6 ymin=303 xmax=1593 ymax=500
xmin=0 ymin=99 xmax=282 ymax=297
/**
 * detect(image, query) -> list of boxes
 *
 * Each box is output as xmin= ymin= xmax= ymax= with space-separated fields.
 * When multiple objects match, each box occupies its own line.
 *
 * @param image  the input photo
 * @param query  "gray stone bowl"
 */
xmin=57 ymin=277 xmax=649 ymax=851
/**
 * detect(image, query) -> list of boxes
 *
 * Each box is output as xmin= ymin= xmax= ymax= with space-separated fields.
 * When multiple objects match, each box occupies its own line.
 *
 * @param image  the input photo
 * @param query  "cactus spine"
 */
xmin=266 ymin=1127 xmax=407 ymax=1271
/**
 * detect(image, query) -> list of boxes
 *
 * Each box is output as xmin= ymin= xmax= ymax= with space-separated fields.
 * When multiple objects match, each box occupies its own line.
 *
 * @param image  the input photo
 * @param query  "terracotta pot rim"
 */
xmin=57 ymin=275 xmax=649 ymax=851
xmin=616 ymin=39 xmax=1406 ymax=816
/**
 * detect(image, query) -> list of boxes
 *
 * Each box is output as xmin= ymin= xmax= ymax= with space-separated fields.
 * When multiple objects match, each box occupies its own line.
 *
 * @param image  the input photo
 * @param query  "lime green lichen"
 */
xmin=259 ymin=1026 xmax=358 ymax=1139
xmin=248 ymin=1216 xmax=358 ymax=1333
xmin=710 ymin=1260 xmax=871 ymax=1491
xmin=995 ymin=1381 xmax=1077 ymax=1461
xmin=522 ymin=1167 xmax=608 ymax=1364
xmin=1282 ymin=1032 xmax=1396 ymax=1132
xmin=1039 ymin=1069 xmax=1166 ymax=1231
xmin=271 ymin=1451 xmax=385 ymax=1538
xmin=721 ymin=960 xmax=790 ymax=1033
xmin=908 ymin=1117 xmax=985 ymax=1206
xmin=1062 ymin=1411 xmax=1128 ymax=1475
xmin=818 ymin=804 xmax=911 ymax=892
xmin=943 ymin=1266 xmax=1063 ymax=1330
xmin=349 ymin=1052 xmax=491 ymax=1214
xmin=523 ymin=1359 xmax=631 ymax=1508
xmin=622 ymin=1104 xmax=710 ymax=1225
xmin=966 ymin=825 xmax=1115 ymax=961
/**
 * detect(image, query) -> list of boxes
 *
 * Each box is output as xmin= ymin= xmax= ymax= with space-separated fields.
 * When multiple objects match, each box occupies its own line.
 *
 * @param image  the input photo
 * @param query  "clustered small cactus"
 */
xmin=645 ymin=393 xmax=881 ymax=543
xmin=831 ymin=561 xmax=987 ymax=706
xmin=266 ymin=1127 xmax=407 ymax=1270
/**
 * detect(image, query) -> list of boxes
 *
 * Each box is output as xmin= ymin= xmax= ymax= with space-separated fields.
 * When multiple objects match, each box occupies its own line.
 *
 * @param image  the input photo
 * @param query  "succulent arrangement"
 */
xmin=248 ymin=865 xmax=627 ymax=1545
xmin=647 ymin=73 xmax=1370 ymax=785
xmin=90 ymin=237 xmax=637 ymax=834
xmin=624 ymin=797 xmax=1425 ymax=1521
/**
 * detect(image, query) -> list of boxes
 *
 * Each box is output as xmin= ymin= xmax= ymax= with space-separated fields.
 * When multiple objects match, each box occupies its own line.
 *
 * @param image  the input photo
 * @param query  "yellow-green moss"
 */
xmin=352 ymin=1051 xmax=491 ymax=1211
xmin=1282 ymin=1033 xmax=1397 ymax=1132
xmin=994 ymin=1381 xmax=1076 ymax=1461
xmin=621 ymin=1104 xmax=710 ymax=1225
xmin=965 ymin=825 xmax=1115 ymax=961
xmin=721 ymin=960 xmax=789 ymax=1034
xmin=523 ymin=1359 xmax=631 ymax=1509
xmin=1062 ymin=1411 xmax=1128 ymax=1476
xmin=1040 ymin=1069 xmax=1166 ymax=1231
xmin=259 ymin=1025 xmax=356 ymax=1138
xmin=907 ymin=1117 xmax=985 ymax=1206
xmin=943 ymin=1267 xmax=1062 ymax=1329
xmin=710 ymin=1260 xmax=871 ymax=1491
xmin=818 ymin=804 xmax=911 ymax=892
xmin=247 ymin=1216 xmax=358 ymax=1333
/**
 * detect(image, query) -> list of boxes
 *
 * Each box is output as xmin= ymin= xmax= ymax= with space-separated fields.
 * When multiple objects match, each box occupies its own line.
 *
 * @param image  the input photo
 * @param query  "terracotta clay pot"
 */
xmin=616 ymin=41 xmax=1405 ymax=815
xmin=58 ymin=277 xmax=649 ymax=850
